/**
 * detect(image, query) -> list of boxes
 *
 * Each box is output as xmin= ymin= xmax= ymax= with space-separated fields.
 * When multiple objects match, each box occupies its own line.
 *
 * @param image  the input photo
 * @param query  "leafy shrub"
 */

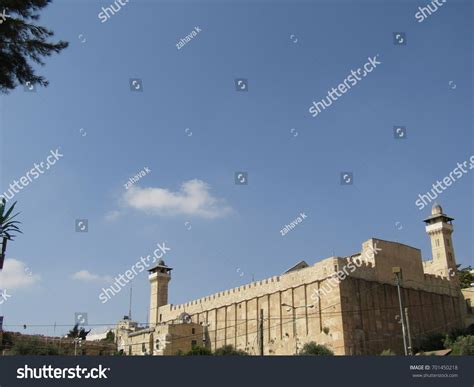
xmin=185 ymin=346 xmax=213 ymax=356
xmin=299 ymin=342 xmax=334 ymax=356
xmin=450 ymin=335 xmax=474 ymax=355
xmin=10 ymin=338 xmax=60 ymax=355
xmin=214 ymin=345 xmax=248 ymax=356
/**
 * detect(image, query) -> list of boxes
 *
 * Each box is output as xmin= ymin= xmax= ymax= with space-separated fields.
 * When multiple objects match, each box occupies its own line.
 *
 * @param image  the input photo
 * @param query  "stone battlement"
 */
xmin=170 ymin=275 xmax=283 ymax=311
xmin=161 ymin=238 xmax=459 ymax=317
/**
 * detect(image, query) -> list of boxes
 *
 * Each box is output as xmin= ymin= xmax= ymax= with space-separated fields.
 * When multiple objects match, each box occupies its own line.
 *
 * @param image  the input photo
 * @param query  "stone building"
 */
xmin=116 ymin=203 xmax=471 ymax=355
xmin=116 ymin=315 xmax=203 ymax=355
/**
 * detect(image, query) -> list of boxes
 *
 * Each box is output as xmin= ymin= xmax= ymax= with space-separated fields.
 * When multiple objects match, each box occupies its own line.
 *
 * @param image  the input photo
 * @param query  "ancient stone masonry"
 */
xmin=117 ymin=203 xmax=468 ymax=355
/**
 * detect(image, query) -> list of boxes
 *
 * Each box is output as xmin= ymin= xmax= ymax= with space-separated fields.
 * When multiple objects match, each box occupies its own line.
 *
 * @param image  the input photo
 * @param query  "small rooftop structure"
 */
xmin=86 ymin=327 xmax=114 ymax=341
xmin=283 ymin=260 xmax=309 ymax=274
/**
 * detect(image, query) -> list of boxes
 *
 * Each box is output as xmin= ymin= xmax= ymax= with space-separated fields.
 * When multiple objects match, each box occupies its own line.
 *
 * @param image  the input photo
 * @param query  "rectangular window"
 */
xmin=159 ymin=314 xmax=162 ymax=322
xmin=191 ymin=340 xmax=197 ymax=347
xmin=436 ymin=239 xmax=440 ymax=247
xmin=192 ymin=328 xmax=195 ymax=334
xmin=142 ymin=343 xmax=146 ymax=352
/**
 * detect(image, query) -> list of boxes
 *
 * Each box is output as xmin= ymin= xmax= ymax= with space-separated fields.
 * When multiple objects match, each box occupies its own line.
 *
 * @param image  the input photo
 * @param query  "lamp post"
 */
xmin=74 ymin=337 xmax=82 ymax=356
xmin=393 ymin=267 xmax=408 ymax=356
xmin=201 ymin=322 xmax=211 ymax=349
xmin=404 ymin=307 xmax=413 ymax=356
xmin=259 ymin=309 xmax=264 ymax=356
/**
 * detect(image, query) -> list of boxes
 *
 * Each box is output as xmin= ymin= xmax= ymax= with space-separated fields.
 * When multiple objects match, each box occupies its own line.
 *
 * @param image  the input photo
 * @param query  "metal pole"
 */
xmin=129 ymin=284 xmax=133 ymax=321
xmin=293 ymin=307 xmax=298 ymax=355
xmin=292 ymin=307 xmax=296 ymax=344
xmin=405 ymin=307 xmax=413 ymax=355
xmin=259 ymin=309 xmax=264 ymax=356
xmin=395 ymin=272 xmax=408 ymax=355
xmin=202 ymin=323 xmax=209 ymax=348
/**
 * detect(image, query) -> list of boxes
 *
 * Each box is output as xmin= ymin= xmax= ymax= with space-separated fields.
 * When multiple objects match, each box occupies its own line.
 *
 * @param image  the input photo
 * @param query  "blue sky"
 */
xmin=0 ymin=0 xmax=472 ymax=336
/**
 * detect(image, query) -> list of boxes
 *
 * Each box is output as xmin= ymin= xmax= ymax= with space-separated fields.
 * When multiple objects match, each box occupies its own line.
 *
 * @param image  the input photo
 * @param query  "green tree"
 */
xmin=0 ymin=198 xmax=22 ymax=269
xmin=457 ymin=265 xmax=473 ymax=289
xmin=11 ymin=337 xmax=60 ymax=355
xmin=104 ymin=330 xmax=115 ymax=343
xmin=67 ymin=324 xmax=90 ymax=340
xmin=450 ymin=335 xmax=474 ymax=355
xmin=0 ymin=0 xmax=68 ymax=93
xmin=184 ymin=346 xmax=213 ymax=356
xmin=298 ymin=341 xmax=334 ymax=356
xmin=0 ymin=331 xmax=14 ymax=351
xmin=444 ymin=327 xmax=468 ymax=348
xmin=380 ymin=349 xmax=396 ymax=356
xmin=214 ymin=344 xmax=249 ymax=356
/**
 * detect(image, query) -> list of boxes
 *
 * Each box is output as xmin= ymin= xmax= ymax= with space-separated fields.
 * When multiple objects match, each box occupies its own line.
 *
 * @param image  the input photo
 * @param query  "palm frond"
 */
xmin=0 ymin=200 xmax=22 ymax=241
xmin=0 ymin=198 xmax=5 ymax=217
xmin=3 ymin=201 xmax=18 ymax=220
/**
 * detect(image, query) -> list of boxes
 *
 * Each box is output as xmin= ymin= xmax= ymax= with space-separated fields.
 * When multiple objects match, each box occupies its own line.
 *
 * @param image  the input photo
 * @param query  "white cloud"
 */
xmin=71 ymin=270 xmax=113 ymax=283
xmin=122 ymin=179 xmax=232 ymax=219
xmin=0 ymin=259 xmax=40 ymax=290
xmin=104 ymin=210 xmax=121 ymax=222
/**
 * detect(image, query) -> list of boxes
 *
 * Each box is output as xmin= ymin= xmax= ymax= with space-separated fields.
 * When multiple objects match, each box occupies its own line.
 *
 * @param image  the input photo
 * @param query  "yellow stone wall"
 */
xmin=151 ymin=238 xmax=463 ymax=355
xmin=149 ymin=272 xmax=170 ymax=326
xmin=339 ymin=277 xmax=462 ymax=354
xmin=117 ymin=323 xmax=203 ymax=356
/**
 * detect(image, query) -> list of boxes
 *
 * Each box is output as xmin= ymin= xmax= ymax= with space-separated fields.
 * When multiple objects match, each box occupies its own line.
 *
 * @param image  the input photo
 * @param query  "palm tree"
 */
xmin=0 ymin=198 xmax=22 ymax=269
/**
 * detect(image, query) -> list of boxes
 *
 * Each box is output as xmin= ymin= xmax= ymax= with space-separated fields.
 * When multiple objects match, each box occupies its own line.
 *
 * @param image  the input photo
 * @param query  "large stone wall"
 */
xmin=337 ymin=239 xmax=463 ymax=354
xmin=339 ymin=277 xmax=463 ymax=355
xmin=150 ymin=238 xmax=463 ymax=355
xmin=157 ymin=256 xmax=347 ymax=354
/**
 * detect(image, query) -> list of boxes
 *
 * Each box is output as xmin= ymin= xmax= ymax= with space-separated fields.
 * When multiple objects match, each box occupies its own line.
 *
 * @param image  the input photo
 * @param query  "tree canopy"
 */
xmin=0 ymin=198 xmax=22 ymax=268
xmin=458 ymin=265 xmax=473 ymax=289
xmin=0 ymin=0 xmax=68 ymax=93
xmin=213 ymin=344 xmax=249 ymax=356
xmin=67 ymin=324 xmax=90 ymax=340
xmin=298 ymin=342 xmax=334 ymax=356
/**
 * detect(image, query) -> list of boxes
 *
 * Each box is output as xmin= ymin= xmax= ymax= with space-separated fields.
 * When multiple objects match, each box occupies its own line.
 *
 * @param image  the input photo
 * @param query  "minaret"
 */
xmin=148 ymin=259 xmax=172 ymax=327
xmin=423 ymin=203 xmax=457 ymax=278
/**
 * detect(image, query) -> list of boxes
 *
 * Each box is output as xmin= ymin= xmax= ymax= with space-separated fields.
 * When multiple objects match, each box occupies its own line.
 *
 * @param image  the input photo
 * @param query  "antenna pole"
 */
xmin=129 ymin=282 xmax=133 ymax=321
xmin=259 ymin=309 xmax=264 ymax=356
